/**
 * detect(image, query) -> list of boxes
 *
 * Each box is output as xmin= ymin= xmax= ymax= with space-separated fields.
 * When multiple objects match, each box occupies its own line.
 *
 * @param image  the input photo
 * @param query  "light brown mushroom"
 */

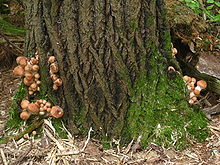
xmin=16 ymin=56 xmax=24 ymax=64
xmin=54 ymin=78 xmax=62 ymax=87
xmin=50 ymin=106 xmax=64 ymax=118
xmin=50 ymin=63 xmax=59 ymax=73
xmin=45 ymin=102 xmax=51 ymax=108
xmin=48 ymin=56 xmax=56 ymax=63
xmin=19 ymin=57 xmax=28 ymax=67
xmin=32 ymin=65 xmax=39 ymax=72
xmin=183 ymin=75 xmax=191 ymax=83
xmin=30 ymin=58 xmax=38 ymax=65
xmin=13 ymin=66 xmax=24 ymax=76
xmin=30 ymin=83 xmax=37 ymax=89
xmin=50 ymin=74 xmax=58 ymax=81
xmin=23 ymin=77 xmax=34 ymax=86
xmin=20 ymin=111 xmax=31 ymax=120
xmin=24 ymin=64 xmax=32 ymax=72
xmin=25 ymin=72 xmax=33 ymax=81
xmin=28 ymin=103 xmax=39 ymax=114
xmin=21 ymin=100 xmax=30 ymax=109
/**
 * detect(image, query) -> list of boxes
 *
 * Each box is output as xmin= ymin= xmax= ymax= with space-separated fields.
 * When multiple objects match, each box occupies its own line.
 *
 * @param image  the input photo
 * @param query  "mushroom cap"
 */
xmin=191 ymin=77 xmax=196 ymax=84
xmin=30 ymin=58 xmax=38 ymax=65
xmin=20 ymin=111 xmax=31 ymax=120
xmin=50 ymin=74 xmax=58 ymax=81
xmin=53 ymin=84 xmax=58 ymax=90
xmin=25 ymin=72 xmax=33 ymax=81
xmin=16 ymin=56 xmax=23 ymax=64
xmin=28 ymin=103 xmax=39 ymax=114
xmin=34 ymin=73 xmax=40 ymax=79
xmin=21 ymin=100 xmax=30 ymax=109
xmin=13 ymin=66 xmax=24 ymax=76
xmin=172 ymin=48 xmax=177 ymax=55
xmin=19 ymin=57 xmax=28 ymax=66
xmin=45 ymin=102 xmax=51 ymax=108
xmin=197 ymin=80 xmax=207 ymax=89
xmin=24 ymin=64 xmax=32 ymax=72
xmin=194 ymin=89 xmax=200 ymax=95
xmin=54 ymin=78 xmax=62 ymax=86
xmin=187 ymin=83 xmax=195 ymax=91
xmin=183 ymin=75 xmax=191 ymax=83
xmin=50 ymin=106 xmax=64 ymax=118
xmin=48 ymin=56 xmax=56 ymax=63
xmin=16 ymin=56 xmax=27 ymax=66
xmin=28 ymin=90 xmax=34 ymax=95
xmin=30 ymin=83 xmax=37 ymax=89
xmin=23 ymin=77 xmax=34 ymax=86
xmin=50 ymin=63 xmax=59 ymax=73
xmin=32 ymin=65 xmax=39 ymax=72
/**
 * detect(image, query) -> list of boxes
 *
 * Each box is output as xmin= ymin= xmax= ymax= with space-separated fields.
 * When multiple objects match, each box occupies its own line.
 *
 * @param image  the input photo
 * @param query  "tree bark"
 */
xmin=23 ymin=0 xmax=208 ymax=148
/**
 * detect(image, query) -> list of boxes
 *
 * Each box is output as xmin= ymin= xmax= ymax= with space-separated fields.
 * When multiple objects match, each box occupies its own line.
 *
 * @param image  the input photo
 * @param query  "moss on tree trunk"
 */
xmin=23 ymin=0 xmax=209 ymax=149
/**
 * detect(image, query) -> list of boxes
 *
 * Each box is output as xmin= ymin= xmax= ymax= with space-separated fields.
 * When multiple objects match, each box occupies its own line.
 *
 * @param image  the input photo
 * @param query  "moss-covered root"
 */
xmin=0 ymin=119 xmax=44 ymax=144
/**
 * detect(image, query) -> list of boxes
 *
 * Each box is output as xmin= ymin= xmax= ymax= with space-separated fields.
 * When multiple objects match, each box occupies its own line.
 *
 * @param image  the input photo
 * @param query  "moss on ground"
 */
xmin=124 ymin=46 xmax=209 ymax=150
xmin=0 ymin=16 xmax=25 ymax=36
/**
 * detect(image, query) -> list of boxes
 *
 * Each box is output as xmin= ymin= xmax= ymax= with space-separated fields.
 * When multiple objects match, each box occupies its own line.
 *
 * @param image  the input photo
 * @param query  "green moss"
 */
xmin=5 ymin=104 xmax=23 ymax=130
xmin=12 ymin=82 xmax=27 ymax=102
xmin=123 ymin=41 xmax=209 ymax=150
xmin=0 ymin=16 xmax=25 ymax=36
xmin=52 ymin=118 xmax=68 ymax=138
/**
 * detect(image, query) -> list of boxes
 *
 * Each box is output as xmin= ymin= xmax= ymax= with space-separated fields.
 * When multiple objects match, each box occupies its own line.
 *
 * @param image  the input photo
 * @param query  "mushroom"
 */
xmin=20 ymin=111 xmax=31 ymax=120
xmin=24 ymin=64 xmax=32 ymax=72
xmin=28 ymin=103 xmax=39 ymax=114
xmin=48 ymin=56 xmax=56 ymax=63
xmin=16 ymin=56 xmax=24 ymax=64
xmin=173 ymin=48 xmax=177 ymax=54
xmin=54 ymin=78 xmax=62 ymax=86
xmin=45 ymin=102 xmax=51 ymax=108
xmin=23 ymin=77 xmax=34 ymax=86
xmin=19 ymin=57 xmax=28 ymax=67
xmin=187 ymin=83 xmax=195 ymax=91
xmin=30 ymin=58 xmax=38 ymax=65
xmin=195 ymin=80 xmax=207 ymax=93
xmin=50 ymin=63 xmax=59 ymax=73
xmin=47 ymin=108 xmax=51 ymax=113
xmin=50 ymin=106 xmax=64 ymax=118
xmin=13 ymin=66 xmax=24 ymax=76
xmin=28 ymin=90 xmax=34 ymax=95
xmin=25 ymin=72 xmax=34 ymax=81
xmin=50 ymin=74 xmax=58 ymax=81
xmin=16 ymin=56 xmax=27 ymax=66
xmin=34 ymin=73 xmax=40 ymax=79
xmin=189 ymin=91 xmax=196 ymax=98
xmin=189 ymin=96 xmax=197 ymax=104
xmin=21 ymin=100 xmax=30 ymax=109
xmin=32 ymin=65 xmax=39 ymax=72
xmin=30 ymin=83 xmax=37 ymax=89
xmin=39 ymin=111 xmax=45 ymax=115
xmin=53 ymin=84 xmax=58 ymax=90
xmin=190 ymin=77 xmax=196 ymax=85
xmin=183 ymin=75 xmax=191 ymax=83
xmin=36 ymin=80 xmax=41 ymax=85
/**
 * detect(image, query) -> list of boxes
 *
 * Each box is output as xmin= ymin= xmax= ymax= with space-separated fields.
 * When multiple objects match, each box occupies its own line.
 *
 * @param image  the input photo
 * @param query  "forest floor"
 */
xmin=0 ymin=69 xmax=220 ymax=164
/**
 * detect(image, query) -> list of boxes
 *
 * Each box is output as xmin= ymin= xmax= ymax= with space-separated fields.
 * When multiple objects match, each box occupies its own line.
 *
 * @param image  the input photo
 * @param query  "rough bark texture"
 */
xmin=23 ymin=0 xmax=208 ymax=148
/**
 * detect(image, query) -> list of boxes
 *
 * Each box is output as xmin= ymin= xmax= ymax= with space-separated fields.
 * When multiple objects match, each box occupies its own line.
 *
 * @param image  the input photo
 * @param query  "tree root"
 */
xmin=0 ymin=119 xmax=44 ymax=144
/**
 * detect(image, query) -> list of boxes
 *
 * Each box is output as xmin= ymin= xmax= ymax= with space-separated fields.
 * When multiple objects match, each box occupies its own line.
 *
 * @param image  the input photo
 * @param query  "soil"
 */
xmin=0 ymin=69 xmax=220 ymax=165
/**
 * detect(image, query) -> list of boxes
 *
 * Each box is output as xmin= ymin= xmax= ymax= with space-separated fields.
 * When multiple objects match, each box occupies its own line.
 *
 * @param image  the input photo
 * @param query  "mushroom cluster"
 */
xmin=13 ymin=54 xmax=41 ymax=95
xmin=20 ymin=99 xmax=64 ymax=120
xmin=183 ymin=75 xmax=207 ymax=104
xmin=48 ymin=56 xmax=62 ymax=90
xmin=171 ymin=43 xmax=178 ymax=58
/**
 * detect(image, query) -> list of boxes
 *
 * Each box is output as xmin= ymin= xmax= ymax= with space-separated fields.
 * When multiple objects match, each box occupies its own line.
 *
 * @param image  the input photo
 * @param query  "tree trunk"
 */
xmin=23 ymin=0 xmax=208 ymax=148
